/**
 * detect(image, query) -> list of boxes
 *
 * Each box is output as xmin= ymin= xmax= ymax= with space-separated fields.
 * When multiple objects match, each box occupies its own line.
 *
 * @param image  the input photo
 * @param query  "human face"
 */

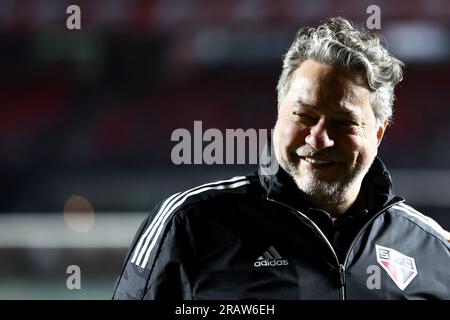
xmin=273 ymin=60 xmax=387 ymax=208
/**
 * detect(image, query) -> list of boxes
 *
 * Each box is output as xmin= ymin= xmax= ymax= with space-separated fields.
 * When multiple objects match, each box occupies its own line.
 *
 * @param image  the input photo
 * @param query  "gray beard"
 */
xmin=279 ymin=155 xmax=366 ymax=213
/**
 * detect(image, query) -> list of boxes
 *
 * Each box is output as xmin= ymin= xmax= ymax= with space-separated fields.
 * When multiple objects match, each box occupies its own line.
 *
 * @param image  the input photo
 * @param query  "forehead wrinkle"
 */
xmin=287 ymin=61 xmax=371 ymax=119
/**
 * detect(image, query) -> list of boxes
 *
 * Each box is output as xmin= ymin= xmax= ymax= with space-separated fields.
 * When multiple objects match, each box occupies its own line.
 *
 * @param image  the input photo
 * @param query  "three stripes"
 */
xmin=131 ymin=176 xmax=250 ymax=268
xmin=257 ymin=246 xmax=283 ymax=260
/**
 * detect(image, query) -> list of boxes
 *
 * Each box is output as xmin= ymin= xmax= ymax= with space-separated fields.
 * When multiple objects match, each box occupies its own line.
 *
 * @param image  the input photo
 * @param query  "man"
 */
xmin=114 ymin=17 xmax=450 ymax=299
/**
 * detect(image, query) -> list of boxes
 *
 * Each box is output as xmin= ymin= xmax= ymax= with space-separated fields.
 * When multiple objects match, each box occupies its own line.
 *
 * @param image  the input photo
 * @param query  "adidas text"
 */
xmin=254 ymin=259 xmax=289 ymax=267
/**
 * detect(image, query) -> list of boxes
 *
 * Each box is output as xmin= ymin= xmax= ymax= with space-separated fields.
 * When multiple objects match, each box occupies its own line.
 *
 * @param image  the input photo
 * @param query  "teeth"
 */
xmin=303 ymin=157 xmax=331 ymax=164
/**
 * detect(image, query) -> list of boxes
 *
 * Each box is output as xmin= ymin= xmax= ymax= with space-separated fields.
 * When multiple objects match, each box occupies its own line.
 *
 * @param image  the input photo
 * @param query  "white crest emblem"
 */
xmin=375 ymin=244 xmax=418 ymax=291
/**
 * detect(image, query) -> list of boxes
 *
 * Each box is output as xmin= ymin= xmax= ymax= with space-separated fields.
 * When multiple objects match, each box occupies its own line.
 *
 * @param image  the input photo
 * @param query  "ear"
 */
xmin=376 ymin=120 xmax=388 ymax=147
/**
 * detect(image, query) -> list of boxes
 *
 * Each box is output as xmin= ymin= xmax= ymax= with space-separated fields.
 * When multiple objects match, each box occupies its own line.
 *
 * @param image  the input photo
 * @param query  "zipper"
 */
xmin=342 ymin=197 xmax=405 ymax=268
xmin=266 ymin=195 xmax=404 ymax=300
xmin=339 ymin=264 xmax=346 ymax=300
xmin=266 ymin=197 xmax=345 ymax=299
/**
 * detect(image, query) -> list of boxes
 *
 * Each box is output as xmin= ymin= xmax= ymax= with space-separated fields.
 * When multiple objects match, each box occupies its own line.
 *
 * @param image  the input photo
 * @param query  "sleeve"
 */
xmin=112 ymin=199 xmax=191 ymax=300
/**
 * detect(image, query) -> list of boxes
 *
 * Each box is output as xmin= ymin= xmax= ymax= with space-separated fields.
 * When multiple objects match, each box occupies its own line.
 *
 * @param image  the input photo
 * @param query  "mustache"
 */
xmin=294 ymin=146 xmax=344 ymax=162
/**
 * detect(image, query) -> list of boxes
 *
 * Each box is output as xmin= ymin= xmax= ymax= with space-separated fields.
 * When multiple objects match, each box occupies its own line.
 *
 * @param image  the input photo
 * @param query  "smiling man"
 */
xmin=274 ymin=60 xmax=384 ymax=217
xmin=114 ymin=17 xmax=450 ymax=300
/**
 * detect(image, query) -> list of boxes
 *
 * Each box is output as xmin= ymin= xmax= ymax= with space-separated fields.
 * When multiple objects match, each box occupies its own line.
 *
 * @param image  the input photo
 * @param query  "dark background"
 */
xmin=0 ymin=0 xmax=449 ymax=299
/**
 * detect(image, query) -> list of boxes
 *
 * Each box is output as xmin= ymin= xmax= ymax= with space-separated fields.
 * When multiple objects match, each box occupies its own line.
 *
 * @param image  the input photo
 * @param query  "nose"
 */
xmin=304 ymin=118 xmax=334 ymax=151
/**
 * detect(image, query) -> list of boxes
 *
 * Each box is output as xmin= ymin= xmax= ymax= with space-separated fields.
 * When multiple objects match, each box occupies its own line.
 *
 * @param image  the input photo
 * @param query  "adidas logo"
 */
xmin=254 ymin=246 xmax=289 ymax=267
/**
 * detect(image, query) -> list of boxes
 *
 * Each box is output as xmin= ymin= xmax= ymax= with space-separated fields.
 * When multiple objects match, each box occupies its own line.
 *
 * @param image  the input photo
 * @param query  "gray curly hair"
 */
xmin=277 ymin=17 xmax=404 ymax=125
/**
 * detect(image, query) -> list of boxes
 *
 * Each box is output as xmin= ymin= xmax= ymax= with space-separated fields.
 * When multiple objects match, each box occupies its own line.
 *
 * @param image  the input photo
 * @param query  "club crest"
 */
xmin=375 ymin=244 xmax=418 ymax=291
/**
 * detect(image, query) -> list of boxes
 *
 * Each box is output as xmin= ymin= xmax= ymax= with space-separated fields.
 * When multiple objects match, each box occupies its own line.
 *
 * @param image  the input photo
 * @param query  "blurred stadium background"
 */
xmin=0 ymin=0 xmax=450 ymax=299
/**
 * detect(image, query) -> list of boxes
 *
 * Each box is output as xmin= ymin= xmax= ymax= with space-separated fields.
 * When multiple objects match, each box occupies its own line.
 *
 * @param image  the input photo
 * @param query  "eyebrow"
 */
xmin=294 ymin=101 xmax=360 ymax=118
xmin=293 ymin=101 xmax=316 ymax=110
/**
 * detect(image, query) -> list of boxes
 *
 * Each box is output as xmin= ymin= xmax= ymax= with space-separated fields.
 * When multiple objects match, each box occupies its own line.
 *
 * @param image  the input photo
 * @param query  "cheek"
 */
xmin=342 ymin=134 xmax=377 ymax=164
xmin=279 ymin=121 xmax=307 ymax=148
xmin=336 ymin=134 xmax=363 ymax=161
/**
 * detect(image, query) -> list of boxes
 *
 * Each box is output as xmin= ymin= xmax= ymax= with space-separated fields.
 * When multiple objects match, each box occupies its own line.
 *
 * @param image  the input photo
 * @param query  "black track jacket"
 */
xmin=113 ymin=154 xmax=450 ymax=299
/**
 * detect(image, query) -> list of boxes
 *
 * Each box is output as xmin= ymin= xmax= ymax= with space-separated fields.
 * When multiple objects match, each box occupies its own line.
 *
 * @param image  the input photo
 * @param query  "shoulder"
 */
xmin=144 ymin=174 xmax=257 ymax=229
xmin=128 ymin=175 xmax=255 ymax=269
xmin=389 ymin=202 xmax=450 ymax=246
xmin=156 ymin=175 xmax=254 ymax=215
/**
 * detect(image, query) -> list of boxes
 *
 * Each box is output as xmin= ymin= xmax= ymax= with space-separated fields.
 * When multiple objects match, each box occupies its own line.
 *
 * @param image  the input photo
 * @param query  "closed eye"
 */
xmin=292 ymin=112 xmax=316 ymax=122
xmin=334 ymin=119 xmax=358 ymax=127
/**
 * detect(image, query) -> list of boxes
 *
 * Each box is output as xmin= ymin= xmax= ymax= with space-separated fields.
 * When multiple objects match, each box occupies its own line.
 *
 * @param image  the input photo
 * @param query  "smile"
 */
xmin=297 ymin=156 xmax=341 ymax=169
xmin=301 ymin=157 xmax=332 ymax=165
